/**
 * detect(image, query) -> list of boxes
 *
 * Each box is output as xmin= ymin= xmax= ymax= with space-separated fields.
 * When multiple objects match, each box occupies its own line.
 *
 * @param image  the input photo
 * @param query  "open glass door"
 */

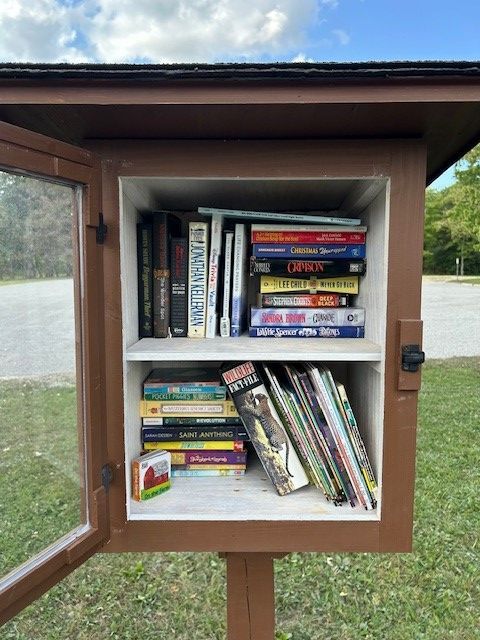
xmin=0 ymin=122 xmax=108 ymax=624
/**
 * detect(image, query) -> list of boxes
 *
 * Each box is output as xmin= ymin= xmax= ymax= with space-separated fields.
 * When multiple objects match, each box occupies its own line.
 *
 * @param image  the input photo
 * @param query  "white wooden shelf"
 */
xmin=125 ymin=336 xmax=382 ymax=362
xmin=128 ymin=459 xmax=380 ymax=522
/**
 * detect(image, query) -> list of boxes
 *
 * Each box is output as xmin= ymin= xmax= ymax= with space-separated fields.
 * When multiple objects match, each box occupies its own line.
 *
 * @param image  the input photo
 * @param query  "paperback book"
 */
xmin=198 ymin=206 xmax=361 ymax=226
xmin=188 ymin=221 xmax=209 ymax=337
xmin=252 ymin=243 xmax=366 ymax=259
xmin=258 ymin=293 xmax=349 ymax=308
xmin=250 ymin=257 xmax=365 ymax=277
xmin=250 ymin=307 xmax=365 ymax=328
xmin=136 ymin=222 xmax=153 ymax=337
xmin=221 ymin=361 xmax=309 ymax=495
xmin=260 ymin=276 xmax=359 ymax=295
xmin=251 ymin=224 xmax=366 ymax=244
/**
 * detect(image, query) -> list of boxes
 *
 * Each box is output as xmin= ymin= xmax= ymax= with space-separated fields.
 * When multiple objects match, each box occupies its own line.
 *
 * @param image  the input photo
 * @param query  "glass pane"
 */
xmin=0 ymin=170 xmax=85 ymax=579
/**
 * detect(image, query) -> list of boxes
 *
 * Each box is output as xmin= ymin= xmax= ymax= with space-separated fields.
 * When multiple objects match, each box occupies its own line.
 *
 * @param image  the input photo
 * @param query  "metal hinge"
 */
xmin=402 ymin=344 xmax=425 ymax=372
xmin=101 ymin=463 xmax=114 ymax=492
xmin=95 ymin=212 xmax=108 ymax=244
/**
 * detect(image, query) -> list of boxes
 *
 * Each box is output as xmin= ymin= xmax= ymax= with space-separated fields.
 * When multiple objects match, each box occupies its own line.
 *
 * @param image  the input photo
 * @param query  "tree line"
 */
xmin=424 ymin=145 xmax=480 ymax=275
xmin=0 ymin=147 xmax=479 ymax=280
xmin=0 ymin=172 xmax=74 ymax=280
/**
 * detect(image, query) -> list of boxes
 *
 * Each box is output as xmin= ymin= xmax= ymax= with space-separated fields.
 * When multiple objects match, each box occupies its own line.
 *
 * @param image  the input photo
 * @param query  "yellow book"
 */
xmin=144 ymin=441 xmax=245 ymax=451
xmin=140 ymin=399 xmax=238 ymax=418
xmin=260 ymin=275 xmax=359 ymax=294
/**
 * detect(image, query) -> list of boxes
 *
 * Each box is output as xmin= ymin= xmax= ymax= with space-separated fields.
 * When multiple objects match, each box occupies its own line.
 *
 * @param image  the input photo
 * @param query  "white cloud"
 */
xmin=0 ymin=0 xmax=331 ymax=63
xmin=332 ymin=28 xmax=350 ymax=45
xmin=292 ymin=53 xmax=315 ymax=62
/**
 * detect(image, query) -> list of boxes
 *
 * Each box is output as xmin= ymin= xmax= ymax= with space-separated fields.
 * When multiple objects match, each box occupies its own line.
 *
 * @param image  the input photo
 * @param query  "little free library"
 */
xmin=1 ymin=61 xmax=479 ymax=639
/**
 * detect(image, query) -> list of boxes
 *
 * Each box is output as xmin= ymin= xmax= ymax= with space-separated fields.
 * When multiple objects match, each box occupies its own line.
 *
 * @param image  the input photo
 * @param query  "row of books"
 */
xmin=136 ymin=207 xmax=367 ymax=339
xmin=134 ymin=362 xmax=377 ymax=510
xmin=221 ymin=361 xmax=377 ymax=508
xmin=138 ymin=367 xmax=248 ymax=481
xmin=247 ymin=222 xmax=367 ymax=338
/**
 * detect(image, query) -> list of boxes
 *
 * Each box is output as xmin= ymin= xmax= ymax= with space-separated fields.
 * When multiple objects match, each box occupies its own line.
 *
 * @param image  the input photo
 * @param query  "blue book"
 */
xmin=249 ymin=326 xmax=365 ymax=338
xmin=252 ymin=244 xmax=366 ymax=259
xmin=231 ymin=224 xmax=248 ymax=337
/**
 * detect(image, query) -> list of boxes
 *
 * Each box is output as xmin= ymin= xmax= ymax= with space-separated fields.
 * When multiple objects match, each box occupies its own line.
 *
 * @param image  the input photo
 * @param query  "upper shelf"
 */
xmin=125 ymin=336 xmax=382 ymax=362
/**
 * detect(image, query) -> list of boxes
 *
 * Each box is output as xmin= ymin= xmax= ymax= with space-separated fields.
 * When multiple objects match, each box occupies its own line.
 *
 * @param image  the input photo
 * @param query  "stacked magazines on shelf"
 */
xmin=221 ymin=361 xmax=377 ymax=509
xmin=139 ymin=367 xmax=248 ymax=477
xmin=248 ymin=221 xmax=367 ymax=338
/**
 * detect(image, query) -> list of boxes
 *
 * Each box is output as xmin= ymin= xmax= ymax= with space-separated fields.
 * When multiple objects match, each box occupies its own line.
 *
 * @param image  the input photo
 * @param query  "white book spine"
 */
xmin=220 ymin=231 xmax=234 ymax=338
xmin=198 ymin=207 xmax=361 ymax=226
xmin=188 ymin=222 xmax=208 ymax=338
xmin=230 ymin=224 xmax=247 ymax=337
xmin=205 ymin=214 xmax=223 ymax=338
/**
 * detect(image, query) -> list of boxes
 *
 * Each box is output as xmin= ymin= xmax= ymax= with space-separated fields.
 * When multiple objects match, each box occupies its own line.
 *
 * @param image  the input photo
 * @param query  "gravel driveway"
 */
xmin=0 ymin=279 xmax=478 ymax=378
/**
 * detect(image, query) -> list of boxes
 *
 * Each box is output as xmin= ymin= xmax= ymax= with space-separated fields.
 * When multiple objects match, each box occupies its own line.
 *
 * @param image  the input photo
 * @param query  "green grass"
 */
xmin=1 ymin=359 xmax=479 ymax=640
xmin=423 ymin=274 xmax=480 ymax=285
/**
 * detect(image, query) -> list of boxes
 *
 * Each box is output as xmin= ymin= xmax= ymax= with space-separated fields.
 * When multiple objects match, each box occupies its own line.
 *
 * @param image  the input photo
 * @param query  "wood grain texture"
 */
xmin=226 ymin=553 xmax=276 ymax=640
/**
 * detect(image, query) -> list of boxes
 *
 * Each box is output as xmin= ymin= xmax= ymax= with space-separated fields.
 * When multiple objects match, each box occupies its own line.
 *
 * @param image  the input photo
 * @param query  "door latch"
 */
xmin=401 ymin=344 xmax=425 ymax=372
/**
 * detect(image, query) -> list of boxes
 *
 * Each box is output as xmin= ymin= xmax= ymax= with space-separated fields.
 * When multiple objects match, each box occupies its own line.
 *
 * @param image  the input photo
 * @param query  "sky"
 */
xmin=0 ymin=0 xmax=478 ymax=184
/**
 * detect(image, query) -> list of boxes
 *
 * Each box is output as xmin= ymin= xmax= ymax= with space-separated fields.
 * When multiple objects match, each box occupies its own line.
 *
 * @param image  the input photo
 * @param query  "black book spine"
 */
xmin=153 ymin=213 xmax=170 ymax=338
xmin=170 ymin=237 xmax=188 ymax=337
xmin=250 ymin=257 xmax=366 ymax=277
xmin=137 ymin=222 xmax=153 ymax=337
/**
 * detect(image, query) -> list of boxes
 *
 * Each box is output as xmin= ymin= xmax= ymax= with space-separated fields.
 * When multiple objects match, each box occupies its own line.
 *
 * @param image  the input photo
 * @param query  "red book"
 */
xmin=251 ymin=225 xmax=366 ymax=245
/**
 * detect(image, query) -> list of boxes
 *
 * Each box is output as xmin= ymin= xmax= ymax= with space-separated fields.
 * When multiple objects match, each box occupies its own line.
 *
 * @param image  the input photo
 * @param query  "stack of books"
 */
xmin=248 ymin=223 xmax=367 ymax=338
xmin=221 ymin=361 xmax=377 ymax=508
xmin=139 ymin=367 xmax=248 ymax=477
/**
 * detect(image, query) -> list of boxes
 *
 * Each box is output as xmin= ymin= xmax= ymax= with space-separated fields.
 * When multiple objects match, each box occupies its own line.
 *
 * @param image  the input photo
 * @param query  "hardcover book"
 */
xmin=206 ymin=214 xmax=223 ymax=338
xmin=137 ymin=222 xmax=153 ymax=337
xmin=252 ymin=244 xmax=366 ymax=259
xmin=259 ymin=293 xmax=349 ymax=308
xmin=231 ymin=223 xmax=248 ymax=337
xmin=250 ymin=307 xmax=365 ymax=328
xmin=220 ymin=230 xmax=234 ymax=337
xmin=251 ymin=224 xmax=366 ymax=244
xmin=198 ymin=206 xmax=361 ymax=226
xmin=170 ymin=237 xmax=188 ymax=337
xmin=260 ymin=276 xmax=359 ymax=295
xmin=221 ymin=361 xmax=309 ymax=495
xmin=250 ymin=257 xmax=365 ymax=277
xmin=153 ymin=212 xmax=177 ymax=338
xmin=144 ymin=366 xmax=222 ymax=388
xmin=188 ymin=221 xmax=209 ymax=337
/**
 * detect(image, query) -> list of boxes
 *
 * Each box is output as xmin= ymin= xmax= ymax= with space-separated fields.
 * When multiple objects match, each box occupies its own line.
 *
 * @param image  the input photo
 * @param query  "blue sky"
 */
xmin=0 ymin=0 xmax=478 ymax=185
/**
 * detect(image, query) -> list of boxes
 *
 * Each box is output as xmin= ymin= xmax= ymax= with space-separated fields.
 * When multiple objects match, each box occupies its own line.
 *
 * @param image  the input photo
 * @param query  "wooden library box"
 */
xmin=1 ymin=62 xmax=479 ymax=631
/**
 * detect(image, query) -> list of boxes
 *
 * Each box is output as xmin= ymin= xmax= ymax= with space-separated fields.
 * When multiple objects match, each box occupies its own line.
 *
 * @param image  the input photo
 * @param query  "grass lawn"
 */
xmin=1 ymin=359 xmax=479 ymax=640
xmin=423 ymin=275 xmax=480 ymax=285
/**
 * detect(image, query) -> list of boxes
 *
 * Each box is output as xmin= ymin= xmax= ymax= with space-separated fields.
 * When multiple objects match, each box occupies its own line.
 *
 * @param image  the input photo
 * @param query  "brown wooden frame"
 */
xmin=90 ymin=137 xmax=426 ymax=554
xmin=0 ymin=122 xmax=108 ymax=624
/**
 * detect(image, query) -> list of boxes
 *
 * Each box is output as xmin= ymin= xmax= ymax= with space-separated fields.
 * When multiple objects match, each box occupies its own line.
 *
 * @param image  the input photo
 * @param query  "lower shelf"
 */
xmin=128 ymin=460 xmax=380 ymax=522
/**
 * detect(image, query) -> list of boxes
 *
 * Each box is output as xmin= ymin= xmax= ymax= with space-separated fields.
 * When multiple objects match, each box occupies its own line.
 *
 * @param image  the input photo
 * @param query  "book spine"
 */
xmin=170 ymin=238 xmax=188 ymax=337
xmin=260 ymin=276 xmax=359 ymax=295
xmin=250 ymin=257 xmax=365 ymax=277
xmin=250 ymin=307 xmax=365 ymax=328
xmin=220 ymin=231 xmax=234 ymax=337
xmin=137 ymin=222 xmax=153 ymax=337
xmin=172 ymin=464 xmax=247 ymax=470
xmin=188 ymin=222 xmax=208 ymax=338
xmin=141 ymin=425 xmax=249 ymax=442
xmin=230 ymin=224 xmax=247 ymax=337
xmin=221 ymin=361 xmax=309 ymax=495
xmin=251 ymin=230 xmax=366 ymax=244
xmin=152 ymin=213 xmax=170 ymax=338
xmin=170 ymin=451 xmax=247 ymax=465
xmin=144 ymin=384 xmax=225 ymax=394
xmin=140 ymin=400 xmax=239 ymax=418
xmin=143 ymin=391 xmax=226 ymax=401
xmin=248 ymin=326 xmax=365 ymax=338
xmin=171 ymin=469 xmax=245 ymax=477
xmin=144 ymin=440 xmax=245 ymax=451
xmin=259 ymin=293 xmax=349 ymax=308
xmin=198 ymin=207 xmax=361 ymax=226
xmin=142 ymin=416 xmax=243 ymax=426
xmin=253 ymin=244 xmax=366 ymax=259
xmin=206 ymin=214 xmax=223 ymax=338
xmin=132 ymin=459 xmax=141 ymax=501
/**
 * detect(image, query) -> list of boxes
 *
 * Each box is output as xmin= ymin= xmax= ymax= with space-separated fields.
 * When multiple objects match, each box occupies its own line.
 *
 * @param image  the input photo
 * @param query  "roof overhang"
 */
xmin=0 ymin=62 xmax=479 ymax=184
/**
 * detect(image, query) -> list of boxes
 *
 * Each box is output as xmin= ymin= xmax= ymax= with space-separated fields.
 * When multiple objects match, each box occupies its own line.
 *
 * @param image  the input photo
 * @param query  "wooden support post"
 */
xmin=224 ymin=553 xmax=285 ymax=640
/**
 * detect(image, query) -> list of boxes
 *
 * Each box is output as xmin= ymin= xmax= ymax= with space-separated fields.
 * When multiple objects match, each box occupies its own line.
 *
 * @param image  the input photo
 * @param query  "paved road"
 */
xmin=0 ymin=279 xmax=479 ymax=378
xmin=421 ymin=281 xmax=480 ymax=359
